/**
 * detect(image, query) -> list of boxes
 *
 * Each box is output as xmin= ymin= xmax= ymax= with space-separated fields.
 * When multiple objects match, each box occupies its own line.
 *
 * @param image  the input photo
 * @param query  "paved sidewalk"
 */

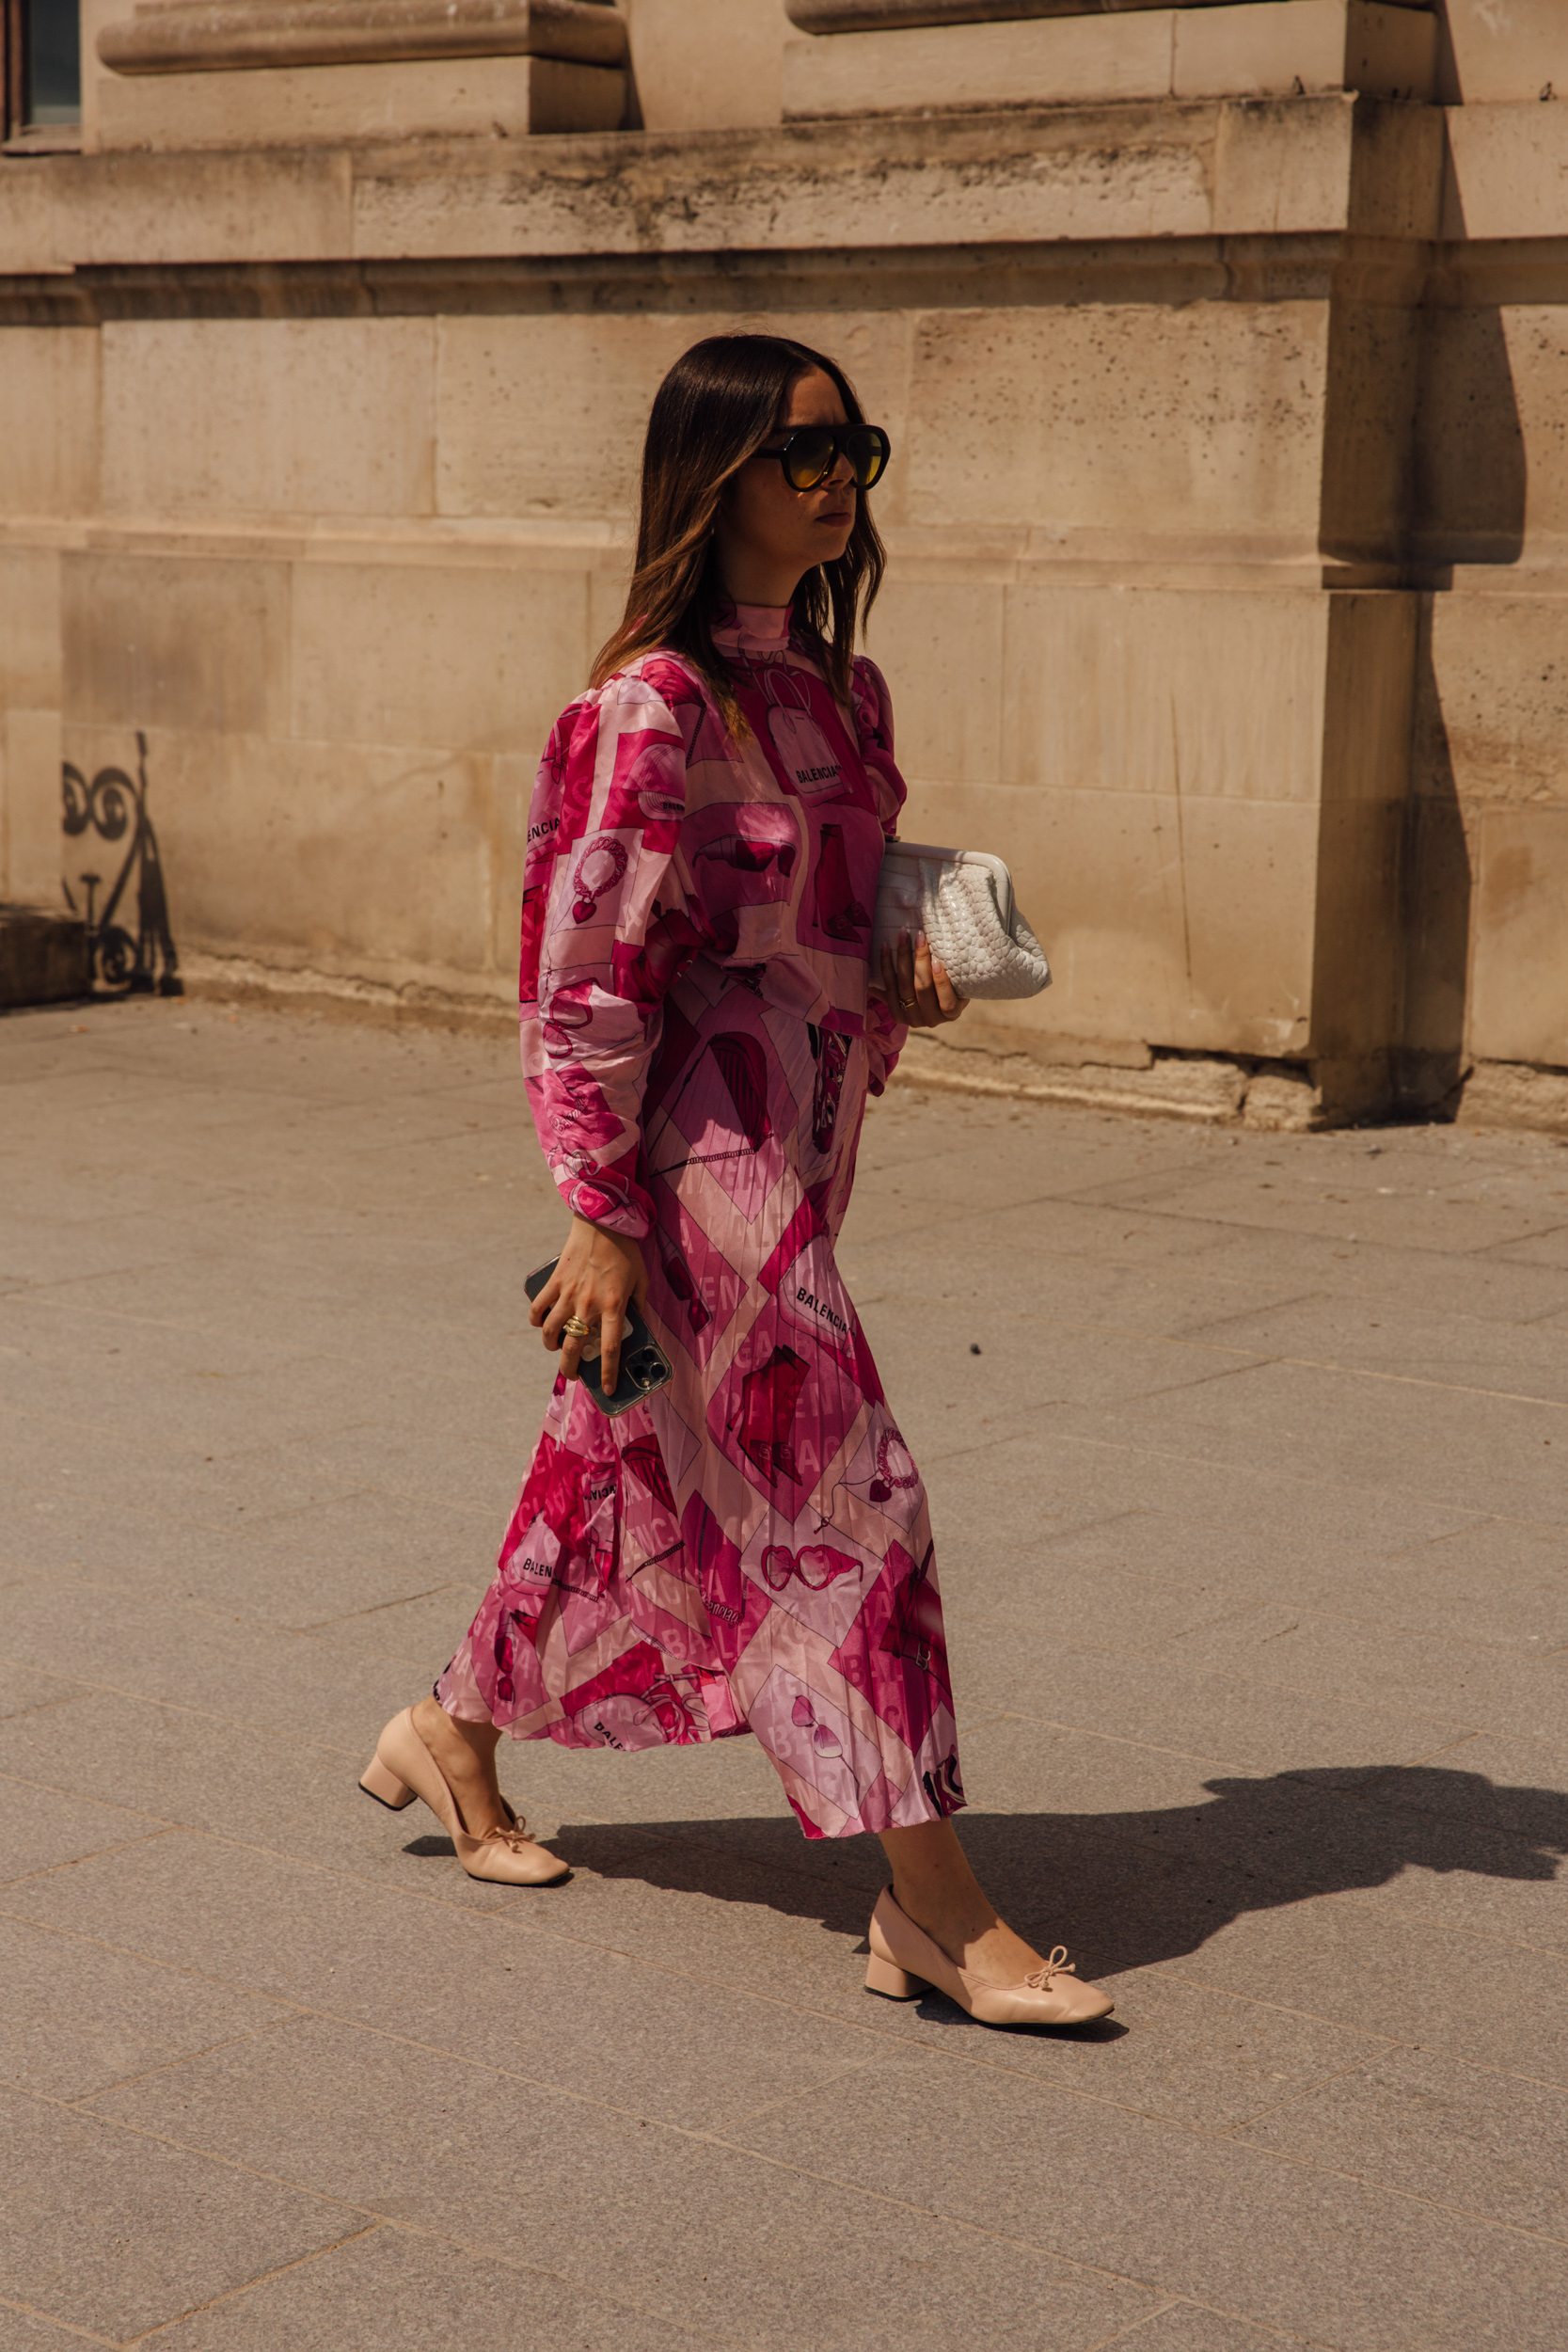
xmin=3 ymin=994 xmax=1567 ymax=2352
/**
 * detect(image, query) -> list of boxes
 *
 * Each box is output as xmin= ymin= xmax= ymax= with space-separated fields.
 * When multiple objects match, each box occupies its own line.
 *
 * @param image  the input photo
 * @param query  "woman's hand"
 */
xmin=879 ymin=929 xmax=968 ymax=1029
xmin=530 ymin=1215 xmax=649 ymax=1395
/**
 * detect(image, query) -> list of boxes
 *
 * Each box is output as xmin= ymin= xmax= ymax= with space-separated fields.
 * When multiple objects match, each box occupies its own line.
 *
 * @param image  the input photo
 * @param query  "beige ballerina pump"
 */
xmin=359 ymin=1706 xmax=569 ymax=1887
xmin=863 ymin=1885 xmax=1114 ymax=2027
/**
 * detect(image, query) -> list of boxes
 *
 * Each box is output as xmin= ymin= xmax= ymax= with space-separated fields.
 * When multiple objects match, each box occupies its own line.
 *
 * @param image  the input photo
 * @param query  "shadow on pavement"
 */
xmin=538 ymin=1763 xmax=1568 ymax=1983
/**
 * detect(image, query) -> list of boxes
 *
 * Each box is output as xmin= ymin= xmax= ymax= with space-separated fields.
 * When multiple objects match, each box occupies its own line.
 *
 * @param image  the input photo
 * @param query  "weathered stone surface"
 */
xmin=783 ymin=1 xmax=1437 ymax=119
xmin=100 ymin=318 xmax=437 ymax=517
xmin=784 ymin=9 xmax=1172 ymax=116
xmin=0 ymin=330 xmax=99 ymax=518
xmin=98 ymin=51 xmax=627 ymax=148
xmin=1438 ymin=0 xmax=1564 ymax=105
xmin=623 ymin=0 xmax=791 ymax=134
xmin=1172 ymin=1 xmax=1436 ymax=103
xmin=99 ymin=0 xmax=629 ymax=76
xmin=1469 ymin=807 xmax=1568 ymax=1071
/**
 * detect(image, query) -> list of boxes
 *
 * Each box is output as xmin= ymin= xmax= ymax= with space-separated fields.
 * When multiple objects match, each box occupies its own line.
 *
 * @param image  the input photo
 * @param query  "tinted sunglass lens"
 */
xmin=783 ymin=428 xmax=835 ymax=489
xmin=847 ymin=428 xmax=890 ymax=488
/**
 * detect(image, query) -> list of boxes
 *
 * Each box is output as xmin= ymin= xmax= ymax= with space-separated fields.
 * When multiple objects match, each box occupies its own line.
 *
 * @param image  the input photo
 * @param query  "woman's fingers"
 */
xmin=883 ymin=931 xmax=968 ymax=1035
xmin=536 ymin=1217 xmax=648 ymax=1388
xmin=597 ymin=1302 xmax=624 ymax=1397
xmin=911 ymin=932 xmax=949 ymax=1025
xmin=893 ymin=930 xmax=920 ymax=1022
xmin=930 ymin=957 xmax=967 ymax=1022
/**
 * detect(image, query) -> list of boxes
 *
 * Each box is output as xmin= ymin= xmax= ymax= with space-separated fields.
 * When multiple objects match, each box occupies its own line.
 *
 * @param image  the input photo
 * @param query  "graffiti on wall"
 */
xmin=62 ymin=733 xmax=182 ymax=996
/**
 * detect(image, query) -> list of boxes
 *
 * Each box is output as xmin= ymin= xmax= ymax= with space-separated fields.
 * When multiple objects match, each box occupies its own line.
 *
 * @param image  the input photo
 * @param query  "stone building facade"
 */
xmin=1 ymin=0 xmax=1564 ymax=1126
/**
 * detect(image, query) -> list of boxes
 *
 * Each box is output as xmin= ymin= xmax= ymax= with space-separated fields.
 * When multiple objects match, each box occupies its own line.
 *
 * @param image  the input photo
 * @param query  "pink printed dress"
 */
xmin=436 ymin=603 xmax=963 ymax=1838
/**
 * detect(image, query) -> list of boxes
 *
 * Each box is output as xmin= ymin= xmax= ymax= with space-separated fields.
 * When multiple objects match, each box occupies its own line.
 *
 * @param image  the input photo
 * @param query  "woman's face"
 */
xmin=716 ymin=368 xmax=857 ymax=604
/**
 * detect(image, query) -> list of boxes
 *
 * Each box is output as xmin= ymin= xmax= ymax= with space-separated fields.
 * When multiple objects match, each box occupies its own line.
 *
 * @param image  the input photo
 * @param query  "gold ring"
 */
xmin=899 ymin=996 xmax=917 ymax=1010
xmin=562 ymin=1314 xmax=592 ymax=1338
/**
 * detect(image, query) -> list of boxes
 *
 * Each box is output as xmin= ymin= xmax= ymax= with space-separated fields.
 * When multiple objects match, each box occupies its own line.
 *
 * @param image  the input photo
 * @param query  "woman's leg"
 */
xmin=879 ymin=1819 xmax=1053 ymax=1985
xmin=411 ymin=1694 xmax=511 ymax=1839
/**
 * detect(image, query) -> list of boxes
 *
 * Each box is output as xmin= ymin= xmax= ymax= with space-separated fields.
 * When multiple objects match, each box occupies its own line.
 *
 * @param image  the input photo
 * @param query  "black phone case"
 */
xmin=524 ymin=1260 xmax=673 ymax=1419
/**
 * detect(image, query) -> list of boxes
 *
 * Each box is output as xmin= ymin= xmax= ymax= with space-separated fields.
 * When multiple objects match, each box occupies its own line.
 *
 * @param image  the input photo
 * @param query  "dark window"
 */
xmin=5 ymin=0 xmax=81 ymax=134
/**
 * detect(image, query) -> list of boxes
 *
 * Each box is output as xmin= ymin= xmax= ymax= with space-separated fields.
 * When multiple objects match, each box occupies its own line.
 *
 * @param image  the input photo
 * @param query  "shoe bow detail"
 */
xmin=1022 ymin=1946 xmax=1077 ymax=1992
xmin=484 ymin=1819 xmax=539 ymax=1853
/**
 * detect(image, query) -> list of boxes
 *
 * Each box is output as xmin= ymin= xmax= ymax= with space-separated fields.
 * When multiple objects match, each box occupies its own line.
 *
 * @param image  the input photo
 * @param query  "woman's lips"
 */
xmin=818 ymin=509 xmax=853 ymax=525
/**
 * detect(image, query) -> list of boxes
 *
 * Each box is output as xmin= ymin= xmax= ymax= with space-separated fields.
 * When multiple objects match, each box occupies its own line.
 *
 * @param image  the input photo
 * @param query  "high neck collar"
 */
xmin=712 ymin=599 xmax=792 ymax=654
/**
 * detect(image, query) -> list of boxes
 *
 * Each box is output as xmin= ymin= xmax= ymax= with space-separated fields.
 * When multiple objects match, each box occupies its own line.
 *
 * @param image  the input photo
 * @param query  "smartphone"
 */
xmin=524 ymin=1259 xmax=674 ymax=1419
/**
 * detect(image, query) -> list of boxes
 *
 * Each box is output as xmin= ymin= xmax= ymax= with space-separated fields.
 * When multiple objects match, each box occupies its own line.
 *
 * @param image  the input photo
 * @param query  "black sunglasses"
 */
xmin=756 ymin=423 xmax=892 ymax=492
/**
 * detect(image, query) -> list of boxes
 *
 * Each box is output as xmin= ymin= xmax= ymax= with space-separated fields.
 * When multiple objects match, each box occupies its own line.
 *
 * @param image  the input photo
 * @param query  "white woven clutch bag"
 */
xmin=871 ymin=840 xmax=1052 ymax=1002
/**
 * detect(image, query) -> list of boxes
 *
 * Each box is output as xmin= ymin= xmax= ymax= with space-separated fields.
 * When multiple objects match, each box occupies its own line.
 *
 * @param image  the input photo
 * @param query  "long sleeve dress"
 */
xmin=436 ymin=601 xmax=964 ymax=1839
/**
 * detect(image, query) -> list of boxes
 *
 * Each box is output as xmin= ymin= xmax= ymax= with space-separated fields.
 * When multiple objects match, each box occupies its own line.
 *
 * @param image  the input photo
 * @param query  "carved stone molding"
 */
xmin=786 ymin=1 xmax=1232 ymax=28
xmin=99 ymin=0 xmax=626 ymax=77
xmin=787 ymin=0 xmax=1433 ymax=25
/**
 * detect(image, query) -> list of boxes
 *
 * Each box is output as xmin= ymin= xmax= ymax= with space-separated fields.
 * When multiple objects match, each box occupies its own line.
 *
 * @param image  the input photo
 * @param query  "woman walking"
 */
xmin=361 ymin=335 xmax=1112 ymax=2030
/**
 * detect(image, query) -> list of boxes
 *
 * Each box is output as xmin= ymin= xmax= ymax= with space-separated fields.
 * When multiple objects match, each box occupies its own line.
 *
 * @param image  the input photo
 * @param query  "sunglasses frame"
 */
xmin=756 ymin=423 xmax=892 ymax=493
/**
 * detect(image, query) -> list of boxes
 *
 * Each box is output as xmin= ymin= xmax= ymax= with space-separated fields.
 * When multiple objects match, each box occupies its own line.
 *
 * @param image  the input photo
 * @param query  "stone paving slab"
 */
xmin=722 ymin=2048 xmax=1568 ymax=2352
xmin=4 ymin=995 xmax=1567 ymax=2349
xmin=87 ymin=2017 xmax=1160 ymax=2352
xmin=138 ymin=2224 xmax=733 ymax=2352
xmin=0 ymin=2084 xmax=357 ymax=2342
xmin=0 ymin=1912 xmax=292 ymax=2104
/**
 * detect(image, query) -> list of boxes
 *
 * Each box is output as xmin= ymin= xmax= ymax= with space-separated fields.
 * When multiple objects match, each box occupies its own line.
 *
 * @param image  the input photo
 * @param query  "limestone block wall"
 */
xmin=1 ymin=0 xmax=1566 ymax=1130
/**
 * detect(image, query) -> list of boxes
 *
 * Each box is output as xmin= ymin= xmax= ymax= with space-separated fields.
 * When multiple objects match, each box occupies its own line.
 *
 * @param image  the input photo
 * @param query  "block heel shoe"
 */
xmin=359 ymin=1707 xmax=568 ymax=1887
xmin=864 ymin=1885 xmax=1114 ymax=2027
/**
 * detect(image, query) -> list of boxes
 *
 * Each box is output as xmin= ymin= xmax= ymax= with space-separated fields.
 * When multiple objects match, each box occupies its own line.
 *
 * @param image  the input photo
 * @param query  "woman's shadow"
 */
xmin=543 ymin=1759 xmax=1568 ymax=1985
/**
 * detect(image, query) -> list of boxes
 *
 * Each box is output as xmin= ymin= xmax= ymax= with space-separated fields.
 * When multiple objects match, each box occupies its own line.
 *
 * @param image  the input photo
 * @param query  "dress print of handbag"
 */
xmin=760 ymin=664 xmax=844 ymax=801
xmin=871 ymin=840 xmax=1052 ymax=1002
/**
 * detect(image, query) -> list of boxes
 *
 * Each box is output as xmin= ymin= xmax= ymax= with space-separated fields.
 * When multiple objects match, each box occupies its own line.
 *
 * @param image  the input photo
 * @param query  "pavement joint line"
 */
xmin=4 ymin=1393 xmax=387 ymax=1466
xmin=2 ymin=2069 xmax=1187 ymax=2305
xmin=0 ymin=2291 xmax=119 ymax=2346
xmin=1082 ymin=2296 xmax=1334 ymax=2352
xmin=55 ymin=1987 xmax=1568 ymax=2269
xmin=0 ymin=1690 xmax=102 ymax=1726
xmin=1304 ymin=1883 xmax=1568 ymax=1970
xmin=723 ymin=2055 xmax=882 ymax=2130
xmin=1080 ymin=2304 xmax=1190 ymax=2352
xmin=328 ymin=2217 xmax=755 ymax=2351
xmin=7 ymin=1565 xmax=486 ymax=1650
xmin=0 ymin=1829 xmax=180 ymax=1892
xmin=116 ymin=2221 xmax=388 ymax=2350
xmin=9 ymin=2072 xmax=1026 ymax=2349
xmin=1037 ymin=1606 xmax=1478 ymax=1671
xmin=1142 ymin=1957 xmax=1568 ymax=2088
xmin=1044 ymin=1197 xmax=1568 ymax=1270
xmin=1000 ymin=1678 xmax=1505 ymax=1740
xmin=0 ymin=1888 xmax=1412 ymax=2163
xmin=1155 ymin=1600 xmax=1568 ymax=1668
xmin=950 ymin=1415 xmax=1567 ymax=1537
xmin=0 ymin=1905 xmax=472 ymax=2014
xmin=58 ymin=2015 xmax=307 ymax=2110
xmin=0 ymin=1680 xmax=383 ymax=1764
xmin=288 ymin=1580 xmax=470 ymax=1631
xmin=1198 ymin=2051 xmax=1386 ymax=2136
xmin=25 ymin=1874 xmax=1568 ymax=2203
xmin=993 ymin=1693 xmax=1486 ymax=1758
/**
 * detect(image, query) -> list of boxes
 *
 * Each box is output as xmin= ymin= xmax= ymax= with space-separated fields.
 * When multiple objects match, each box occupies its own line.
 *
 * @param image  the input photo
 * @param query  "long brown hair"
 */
xmin=591 ymin=333 xmax=886 ymax=716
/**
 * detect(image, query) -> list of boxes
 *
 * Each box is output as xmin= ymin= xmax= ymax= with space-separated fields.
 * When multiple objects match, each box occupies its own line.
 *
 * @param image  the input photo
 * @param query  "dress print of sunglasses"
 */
xmin=756 ymin=424 xmax=892 ymax=492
